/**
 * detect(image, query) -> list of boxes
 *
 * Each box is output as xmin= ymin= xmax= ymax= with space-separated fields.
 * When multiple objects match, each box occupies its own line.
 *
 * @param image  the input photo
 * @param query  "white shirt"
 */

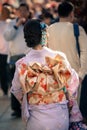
xmin=0 ymin=21 xmax=9 ymax=55
xmin=47 ymin=22 xmax=87 ymax=79
xmin=4 ymin=19 xmax=30 ymax=56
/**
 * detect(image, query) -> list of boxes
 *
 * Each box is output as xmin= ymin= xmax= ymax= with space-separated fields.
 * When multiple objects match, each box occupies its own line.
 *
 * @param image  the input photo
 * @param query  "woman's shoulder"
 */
xmin=44 ymin=46 xmax=67 ymax=59
xmin=56 ymin=51 xmax=67 ymax=59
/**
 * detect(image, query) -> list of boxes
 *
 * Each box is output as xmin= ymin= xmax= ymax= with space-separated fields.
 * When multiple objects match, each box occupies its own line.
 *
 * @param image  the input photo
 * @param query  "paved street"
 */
xmin=0 ymin=89 xmax=26 ymax=130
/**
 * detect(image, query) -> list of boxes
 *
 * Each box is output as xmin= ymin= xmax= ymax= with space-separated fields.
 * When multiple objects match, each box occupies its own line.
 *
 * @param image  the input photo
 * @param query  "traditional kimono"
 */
xmin=11 ymin=46 xmax=83 ymax=130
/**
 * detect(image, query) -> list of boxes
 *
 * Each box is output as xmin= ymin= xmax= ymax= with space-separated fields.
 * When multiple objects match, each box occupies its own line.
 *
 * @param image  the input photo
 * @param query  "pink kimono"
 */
xmin=10 ymin=47 xmax=86 ymax=130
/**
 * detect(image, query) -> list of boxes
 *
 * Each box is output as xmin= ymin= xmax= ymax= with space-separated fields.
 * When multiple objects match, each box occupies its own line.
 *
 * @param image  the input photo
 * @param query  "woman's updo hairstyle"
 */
xmin=24 ymin=19 xmax=42 ymax=48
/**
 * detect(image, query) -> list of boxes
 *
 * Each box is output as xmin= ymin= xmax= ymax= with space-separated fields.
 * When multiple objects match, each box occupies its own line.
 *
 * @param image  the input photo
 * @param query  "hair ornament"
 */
xmin=40 ymin=22 xmax=47 ymax=30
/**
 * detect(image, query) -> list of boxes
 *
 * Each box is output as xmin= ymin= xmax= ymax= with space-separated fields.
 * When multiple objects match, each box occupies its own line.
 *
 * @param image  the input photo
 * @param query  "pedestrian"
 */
xmin=47 ymin=1 xmax=87 ymax=128
xmin=39 ymin=9 xmax=53 ymax=26
xmin=4 ymin=2 xmax=30 ymax=118
xmin=0 ymin=6 xmax=10 ymax=96
xmin=47 ymin=1 xmax=87 ymax=122
xmin=10 ymin=19 xmax=86 ymax=130
xmin=48 ymin=1 xmax=87 ymax=83
xmin=77 ymin=1 xmax=87 ymax=124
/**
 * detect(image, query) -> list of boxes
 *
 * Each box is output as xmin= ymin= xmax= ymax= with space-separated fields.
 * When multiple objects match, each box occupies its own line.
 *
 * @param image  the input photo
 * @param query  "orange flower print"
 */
xmin=41 ymin=84 xmax=47 ymax=91
xmin=20 ymin=68 xmax=26 ymax=75
xmin=49 ymin=64 xmax=53 ymax=68
xmin=40 ymin=78 xmax=44 ymax=82
xmin=53 ymin=81 xmax=58 ymax=85
xmin=30 ymin=81 xmax=34 ymax=86
xmin=58 ymin=92 xmax=64 ymax=101
xmin=22 ymin=63 xmax=27 ymax=68
xmin=27 ymin=72 xmax=34 ymax=77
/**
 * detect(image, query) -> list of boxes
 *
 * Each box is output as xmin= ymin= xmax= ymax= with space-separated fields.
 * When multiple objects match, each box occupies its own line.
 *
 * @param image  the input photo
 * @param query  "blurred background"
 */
xmin=0 ymin=0 xmax=87 ymax=23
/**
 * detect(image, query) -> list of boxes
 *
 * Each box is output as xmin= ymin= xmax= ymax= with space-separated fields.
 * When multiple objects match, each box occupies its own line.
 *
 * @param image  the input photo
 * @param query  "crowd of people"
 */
xmin=0 ymin=0 xmax=87 ymax=130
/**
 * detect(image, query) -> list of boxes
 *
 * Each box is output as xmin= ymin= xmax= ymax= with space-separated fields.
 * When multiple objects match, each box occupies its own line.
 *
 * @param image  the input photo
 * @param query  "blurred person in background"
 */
xmin=4 ymin=2 xmax=30 ymax=118
xmin=55 ymin=0 xmax=87 ymax=124
xmin=2 ymin=3 xmax=16 ymax=19
xmin=63 ymin=1 xmax=87 ymax=122
xmin=0 ymin=5 xmax=10 ymax=96
xmin=77 ymin=0 xmax=87 ymax=124
xmin=39 ymin=9 xmax=54 ymax=25
xmin=47 ymin=1 xmax=87 ymax=125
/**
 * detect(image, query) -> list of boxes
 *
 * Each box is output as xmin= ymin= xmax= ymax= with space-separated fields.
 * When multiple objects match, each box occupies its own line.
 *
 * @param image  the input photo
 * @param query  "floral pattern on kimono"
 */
xmin=18 ymin=54 xmax=72 ymax=105
xmin=11 ymin=54 xmax=83 ymax=124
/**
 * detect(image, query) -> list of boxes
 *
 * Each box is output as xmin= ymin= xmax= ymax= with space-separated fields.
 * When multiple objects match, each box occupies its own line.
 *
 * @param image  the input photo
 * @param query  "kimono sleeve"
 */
xmin=10 ymin=62 xmax=24 ymax=104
